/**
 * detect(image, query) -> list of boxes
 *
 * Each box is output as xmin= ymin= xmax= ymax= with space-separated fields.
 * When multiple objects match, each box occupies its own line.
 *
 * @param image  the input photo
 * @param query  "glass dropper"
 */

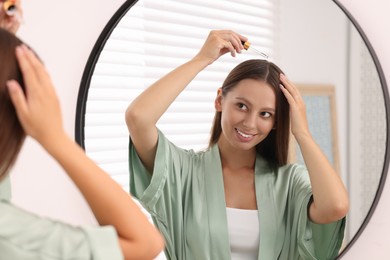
xmin=241 ymin=41 xmax=269 ymax=59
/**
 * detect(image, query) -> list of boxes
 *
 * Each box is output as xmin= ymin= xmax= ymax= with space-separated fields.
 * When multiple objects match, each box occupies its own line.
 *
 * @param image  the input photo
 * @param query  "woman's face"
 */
xmin=216 ymin=79 xmax=276 ymax=151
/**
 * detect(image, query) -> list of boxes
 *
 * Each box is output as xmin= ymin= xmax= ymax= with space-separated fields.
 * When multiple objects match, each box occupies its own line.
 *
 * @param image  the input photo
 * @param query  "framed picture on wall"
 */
xmin=288 ymin=84 xmax=340 ymax=174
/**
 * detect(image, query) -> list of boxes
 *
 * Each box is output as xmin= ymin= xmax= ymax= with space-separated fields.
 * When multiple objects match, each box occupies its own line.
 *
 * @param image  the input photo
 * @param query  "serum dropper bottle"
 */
xmin=241 ymin=41 xmax=269 ymax=59
xmin=2 ymin=0 xmax=17 ymax=16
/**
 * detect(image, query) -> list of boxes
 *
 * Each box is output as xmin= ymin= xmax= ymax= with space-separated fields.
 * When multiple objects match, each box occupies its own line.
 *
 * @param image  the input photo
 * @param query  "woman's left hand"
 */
xmin=280 ymin=74 xmax=349 ymax=223
xmin=7 ymin=44 xmax=65 ymax=148
xmin=279 ymin=74 xmax=310 ymax=140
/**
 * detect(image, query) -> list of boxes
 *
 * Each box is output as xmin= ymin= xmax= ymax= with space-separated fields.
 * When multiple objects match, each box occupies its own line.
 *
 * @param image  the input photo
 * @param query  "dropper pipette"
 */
xmin=2 ymin=0 xmax=17 ymax=16
xmin=241 ymin=41 xmax=269 ymax=59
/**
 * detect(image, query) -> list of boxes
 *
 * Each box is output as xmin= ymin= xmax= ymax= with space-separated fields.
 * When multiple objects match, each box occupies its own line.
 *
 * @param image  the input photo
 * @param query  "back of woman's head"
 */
xmin=209 ymin=59 xmax=290 ymax=166
xmin=0 ymin=27 xmax=25 ymax=180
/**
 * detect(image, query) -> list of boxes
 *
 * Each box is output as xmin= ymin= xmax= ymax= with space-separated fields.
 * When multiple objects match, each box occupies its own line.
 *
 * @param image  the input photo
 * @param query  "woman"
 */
xmin=0 ymin=28 xmax=164 ymax=260
xmin=126 ymin=30 xmax=349 ymax=259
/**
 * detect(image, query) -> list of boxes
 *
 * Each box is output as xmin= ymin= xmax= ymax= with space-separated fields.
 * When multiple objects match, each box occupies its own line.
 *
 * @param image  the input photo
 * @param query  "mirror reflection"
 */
xmin=77 ymin=0 xmax=386 ymax=258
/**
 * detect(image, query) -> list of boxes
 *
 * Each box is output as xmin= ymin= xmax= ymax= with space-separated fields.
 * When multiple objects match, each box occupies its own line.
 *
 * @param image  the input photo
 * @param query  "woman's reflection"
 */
xmin=126 ymin=29 xmax=348 ymax=260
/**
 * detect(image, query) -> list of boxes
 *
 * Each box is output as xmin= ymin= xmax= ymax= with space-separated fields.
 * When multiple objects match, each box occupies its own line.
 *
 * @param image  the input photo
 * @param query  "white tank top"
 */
xmin=226 ymin=207 xmax=260 ymax=260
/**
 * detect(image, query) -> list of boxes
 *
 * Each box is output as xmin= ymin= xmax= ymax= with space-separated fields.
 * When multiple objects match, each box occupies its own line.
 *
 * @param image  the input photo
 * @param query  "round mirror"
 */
xmin=75 ymin=0 xmax=389 ymax=258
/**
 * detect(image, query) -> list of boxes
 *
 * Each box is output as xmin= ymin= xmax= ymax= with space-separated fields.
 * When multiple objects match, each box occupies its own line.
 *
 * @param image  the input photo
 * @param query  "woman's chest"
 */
xmin=222 ymin=167 xmax=257 ymax=209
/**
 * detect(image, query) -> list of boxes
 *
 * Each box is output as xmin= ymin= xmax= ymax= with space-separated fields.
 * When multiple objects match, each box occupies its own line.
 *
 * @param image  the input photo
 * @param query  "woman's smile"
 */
xmin=235 ymin=128 xmax=257 ymax=142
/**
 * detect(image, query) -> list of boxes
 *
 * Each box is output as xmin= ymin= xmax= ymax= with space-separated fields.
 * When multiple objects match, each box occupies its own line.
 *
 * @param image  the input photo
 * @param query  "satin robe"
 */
xmin=129 ymin=130 xmax=345 ymax=260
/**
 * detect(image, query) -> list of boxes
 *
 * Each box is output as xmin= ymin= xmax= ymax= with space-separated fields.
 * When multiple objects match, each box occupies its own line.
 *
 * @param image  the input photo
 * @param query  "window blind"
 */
xmin=84 ymin=0 xmax=279 ymax=193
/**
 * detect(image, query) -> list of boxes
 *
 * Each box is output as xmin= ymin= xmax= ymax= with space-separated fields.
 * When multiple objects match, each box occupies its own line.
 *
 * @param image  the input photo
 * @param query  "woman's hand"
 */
xmin=280 ymin=73 xmax=349 ymax=223
xmin=279 ymin=74 xmax=310 ymax=141
xmin=193 ymin=30 xmax=247 ymax=65
xmin=7 ymin=45 xmax=65 ymax=147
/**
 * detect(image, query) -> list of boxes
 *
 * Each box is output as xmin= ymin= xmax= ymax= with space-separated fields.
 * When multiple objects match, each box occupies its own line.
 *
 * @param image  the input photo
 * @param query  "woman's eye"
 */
xmin=237 ymin=103 xmax=247 ymax=110
xmin=260 ymin=112 xmax=272 ymax=118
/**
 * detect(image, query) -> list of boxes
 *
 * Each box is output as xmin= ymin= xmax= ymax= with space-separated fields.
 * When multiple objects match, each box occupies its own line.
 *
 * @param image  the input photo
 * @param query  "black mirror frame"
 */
xmin=75 ymin=0 xmax=139 ymax=148
xmin=332 ymin=0 xmax=389 ymax=257
xmin=74 ymin=0 xmax=389 ymax=258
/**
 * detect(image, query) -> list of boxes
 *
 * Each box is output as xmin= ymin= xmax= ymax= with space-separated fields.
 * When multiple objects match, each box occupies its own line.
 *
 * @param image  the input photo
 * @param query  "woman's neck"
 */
xmin=217 ymin=137 xmax=256 ymax=170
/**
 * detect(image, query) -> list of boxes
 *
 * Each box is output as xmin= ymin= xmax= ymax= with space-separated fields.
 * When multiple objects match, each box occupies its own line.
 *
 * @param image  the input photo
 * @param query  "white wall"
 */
xmin=10 ymin=0 xmax=390 ymax=258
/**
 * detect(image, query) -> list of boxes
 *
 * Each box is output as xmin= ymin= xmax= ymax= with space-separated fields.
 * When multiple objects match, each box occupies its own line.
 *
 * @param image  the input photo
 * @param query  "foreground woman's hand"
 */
xmin=7 ymin=44 xmax=64 ymax=147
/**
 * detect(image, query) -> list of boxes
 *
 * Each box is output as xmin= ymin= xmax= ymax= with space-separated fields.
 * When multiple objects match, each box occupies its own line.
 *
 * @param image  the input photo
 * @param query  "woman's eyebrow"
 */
xmin=235 ymin=97 xmax=275 ymax=112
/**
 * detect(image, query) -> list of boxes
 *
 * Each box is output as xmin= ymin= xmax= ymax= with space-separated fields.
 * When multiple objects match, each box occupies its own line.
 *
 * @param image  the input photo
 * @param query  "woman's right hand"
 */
xmin=193 ymin=30 xmax=247 ymax=65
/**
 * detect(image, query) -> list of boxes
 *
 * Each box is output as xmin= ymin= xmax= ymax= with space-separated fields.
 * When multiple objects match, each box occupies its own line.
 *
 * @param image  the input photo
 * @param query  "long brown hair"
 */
xmin=208 ymin=59 xmax=290 ymax=166
xmin=0 ymin=28 xmax=25 ymax=180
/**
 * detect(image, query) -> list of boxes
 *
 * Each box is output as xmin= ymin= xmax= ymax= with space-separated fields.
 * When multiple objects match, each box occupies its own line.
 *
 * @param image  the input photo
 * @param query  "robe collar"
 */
xmin=204 ymin=144 xmax=281 ymax=260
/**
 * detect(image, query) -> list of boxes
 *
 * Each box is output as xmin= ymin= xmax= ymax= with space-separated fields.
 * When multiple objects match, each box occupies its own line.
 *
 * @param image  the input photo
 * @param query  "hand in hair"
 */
xmin=6 ymin=45 xmax=64 ymax=148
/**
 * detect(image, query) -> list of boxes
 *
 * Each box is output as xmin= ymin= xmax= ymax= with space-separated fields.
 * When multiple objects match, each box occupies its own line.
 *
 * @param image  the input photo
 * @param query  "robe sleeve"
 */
xmin=290 ymin=165 xmax=346 ymax=260
xmin=128 ymin=129 xmax=191 ymax=214
xmin=128 ymin=129 xmax=192 ymax=260
xmin=0 ymin=200 xmax=123 ymax=260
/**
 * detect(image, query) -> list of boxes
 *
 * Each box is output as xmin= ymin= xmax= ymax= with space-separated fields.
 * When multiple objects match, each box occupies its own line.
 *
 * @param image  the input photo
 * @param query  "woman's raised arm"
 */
xmin=125 ymin=30 xmax=247 ymax=173
xmin=279 ymin=74 xmax=349 ymax=224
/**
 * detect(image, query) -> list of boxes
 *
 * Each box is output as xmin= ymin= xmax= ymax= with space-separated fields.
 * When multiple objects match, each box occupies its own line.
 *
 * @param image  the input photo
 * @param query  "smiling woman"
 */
xmin=75 ymin=0 xmax=389 ymax=259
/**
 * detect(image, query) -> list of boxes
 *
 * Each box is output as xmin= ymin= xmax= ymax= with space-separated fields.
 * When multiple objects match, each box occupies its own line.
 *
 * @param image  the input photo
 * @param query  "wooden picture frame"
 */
xmin=288 ymin=84 xmax=340 ymax=174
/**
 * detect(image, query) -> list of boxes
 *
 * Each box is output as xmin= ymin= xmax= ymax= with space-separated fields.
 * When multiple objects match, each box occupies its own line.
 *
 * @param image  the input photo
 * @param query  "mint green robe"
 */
xmin=0 ymin=201 xmax=123 ymax=260
xmin=0 ymin=176 xmax=123 ymax=259
xmin=0 ymin=174 xmax=12 ymax=201
xmin=129 ymin=130 xmax=345 ymax=260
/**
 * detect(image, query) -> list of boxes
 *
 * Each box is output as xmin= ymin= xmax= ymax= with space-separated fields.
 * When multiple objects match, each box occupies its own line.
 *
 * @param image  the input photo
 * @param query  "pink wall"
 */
xmin=337 ymin=0 xmax=390 ymax=259
xmin=10 ymin=0 xmax=390 ymax=258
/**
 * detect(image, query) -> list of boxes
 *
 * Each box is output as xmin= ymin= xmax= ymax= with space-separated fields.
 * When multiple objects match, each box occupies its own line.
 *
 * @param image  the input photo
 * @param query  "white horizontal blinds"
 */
xmin=84 ymin=0 xmax=278 ymax=192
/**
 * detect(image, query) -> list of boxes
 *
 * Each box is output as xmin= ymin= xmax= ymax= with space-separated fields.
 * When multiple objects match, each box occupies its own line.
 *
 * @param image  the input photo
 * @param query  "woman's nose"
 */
xmin=242 ymin=113 xmax=257 ymax=129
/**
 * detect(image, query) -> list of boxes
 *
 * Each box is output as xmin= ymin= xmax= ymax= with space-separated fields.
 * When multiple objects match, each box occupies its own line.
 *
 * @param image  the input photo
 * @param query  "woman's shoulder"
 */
xmin=255 ymin=154 xmax=307 ymax=175
xmin=157 ymin=129 xmax=215 ymax=158
xmin=278 ymin=162 xmax=307 ymax=173
xmin=0 ymin=200 xmax=122 ymax=259
xmin=260 ymin=159 xmax=309 ymax=183
xmin=276 ymin=162 xmax=310 ymax=186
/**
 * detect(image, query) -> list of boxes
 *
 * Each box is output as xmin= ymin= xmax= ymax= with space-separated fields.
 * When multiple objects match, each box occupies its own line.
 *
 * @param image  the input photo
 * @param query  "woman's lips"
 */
xmin=235 ymin=128 xmax=256 ymax=141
